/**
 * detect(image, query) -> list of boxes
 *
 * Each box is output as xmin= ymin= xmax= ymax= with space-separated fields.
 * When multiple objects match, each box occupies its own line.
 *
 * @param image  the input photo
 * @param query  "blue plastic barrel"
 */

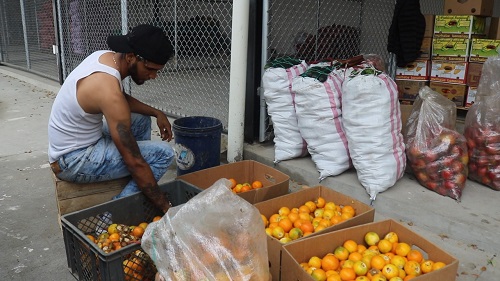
xmin=172 ymin=116 xmax=222 ymax=176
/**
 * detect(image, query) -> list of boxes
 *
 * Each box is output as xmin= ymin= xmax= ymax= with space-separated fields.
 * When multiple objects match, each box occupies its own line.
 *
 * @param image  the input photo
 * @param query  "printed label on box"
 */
xmin=432 ymin=37 xmax=471 ymax=61
xmin=430 ymin=81 xmax=467 ymax=107
xmin=469 ymin=39 xmax=500 ymax=62
xmin=430 ymin=61 xmax=468 ymax=84
xmin=434 ymin=15 xmax=486 ymax=35
xmin=396 ymin=60 xmax=429 ymax=80
xmin=466 ymin=87 xmax=477 ymax=107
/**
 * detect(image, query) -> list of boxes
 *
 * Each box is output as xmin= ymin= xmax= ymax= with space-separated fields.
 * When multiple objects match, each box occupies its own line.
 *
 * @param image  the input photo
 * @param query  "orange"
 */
xmin=341 ymin=259 xmax=355 ymax=269
xmin=366 ymin=268 xmax=380 ymax=279
xmin=240 ymin=185 xmax=252 ymax=192
xmin=314 ymin=224 xmax=327 ymax=233
xmin=348 ymin=251 xmax=363 ymax=262
xmin=339 ymin=267 xmax=356 ymax=281
xmin=138 ymin=222 xmax=148 ymax=230
xmin=228 ymin=178 xmax=237 ymax=188
xmin=343 ymin=239 xmax=358 ymax=253
xmin=355 ymin=277 xmax=370 ymax=281
xmin=334 ymin=246 xmax=350 ymax=261
xmin=432 ymin=261 xmax=446 ymax=271
xmin=152 ymin=215 xmax=162 ymax=222
xmin=379 ymin=254 xmax=391 ymax=265
xmin=108 ymin=233 xmax=120 ymax=242
xmin=406 ymin=249 xmax=423 ymax=263
xmin=340 ymin=212 xmax=354 ymax=220
xmin=309 ymin=256 xmax=323 ymax=268
xmin=269 ymin=213 xmax=281 ymax=224
xmin=389 ymin=277 xmax=404 ymax=281
xmin=377 ymin=239 xmax=393 ymax=254
xmin=294 ymin=219 xmax=305 ymax=229
xmin=305 ymin=201 xmax=317 ymax=212
xmin=261 ymin=214 xmax=269 ymax=227
xmin=322 ymin=255 xmax=340 ymax=271
xmin=300 ymin=262 xmax=310 ymax=271
xmin=288 ymin=227 xmax=304 ymax=240
xmin=299 ymin=212 xmax=312 ymax=222
xmin=311 ymin=268 xmax=328 ymax=281
xmin=327 ymin=274 xmax=342 ymax=281
xmin=300 ymin=221 xmax=314 ymax=233
xmin=323 ymin=209 xmax=336 ymax=220
xmin=107 ymin=223 xmax=118 ymax=234
xmin=288 ymin=212 xmax=300 ymax=223
xmin=316 ymin=197 xmax=326 ymax=208
xmin=299 ymin=205 xmax=311 ymax=213
xmin=395 ymin=242 xmax=411 ymax=257
xmin=86 ymin=235 xmax=96 ymax=243
xmin=403 ymin=260 xmax=421 ymax=276
xmin=381 ymin=264 xmax=399 ymax=279
xmin=251 ymin=180 xmax=263 ymax=189
xmin=357 ymin=244 xmax=367 ymax=253
xmin=390 ymin=255 xmax=406 ymax=270
xmin=131 ymin=226 xmax=145 ymax=238
xmin=384 ymin=231 xmax=399 ymax=244
xmin=370 ymin=274 xmax=388 ymax=281
xmin=233 ymin=183 xmax=243 ymax=193
xmin=370 ymin=255 xmax=387 ymax=271
xmin=265 ymin=228 xmax=272 ymax=236
xmin=420 ymin=260 xmax=434 ymax=274
xmin=324 ymin=202 xmax=337 ymax=210
xmin=404 ymin=275 xmax=416 ymax=280
xmin=271 ymin=226 xmax=285 ymax=239
xmin=353 ymin=260 xmax=368 ymax=276
xmin=330 ymin=215 xmax=344 ymax=225
xmin=278 ymin=206 xmax=291 ymax=216
xmin=314 ymin=208 xmax=325 ymax=218
xmin=341 ymin=205 xmax=355 ymax=216
xmin=364 ymin=231 xmax=380 ymax=246
xmin=319 ymin=219 xmax=332 ymax=228
xmin=278 ymin=218 xmax=293 ymax=233
xmin=268 ymin=222 xmax=279 ymax=229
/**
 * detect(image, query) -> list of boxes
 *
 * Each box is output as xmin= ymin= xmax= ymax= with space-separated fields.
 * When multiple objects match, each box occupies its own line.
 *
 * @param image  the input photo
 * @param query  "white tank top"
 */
xmin=48 ymin=50 xmax=122 ymax=163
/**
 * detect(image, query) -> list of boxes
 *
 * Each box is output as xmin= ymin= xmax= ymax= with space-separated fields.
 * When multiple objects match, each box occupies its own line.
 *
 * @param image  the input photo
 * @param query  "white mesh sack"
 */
xmin=262 ymin=58 xmax=309 ymax=163
xmin=292 ymin=65 xmax=351 ymax=181
xmin=342 ymin=65 xmax=406 ymax=200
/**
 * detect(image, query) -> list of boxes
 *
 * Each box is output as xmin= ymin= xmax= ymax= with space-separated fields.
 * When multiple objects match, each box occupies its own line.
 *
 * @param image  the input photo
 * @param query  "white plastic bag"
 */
xmin=141 ymin=179 xmax=270 ymax=281
xmin=342 ymin=64 xmax=406 ymax=200
xmin=262 ymin=58 xmax=309 ymax=163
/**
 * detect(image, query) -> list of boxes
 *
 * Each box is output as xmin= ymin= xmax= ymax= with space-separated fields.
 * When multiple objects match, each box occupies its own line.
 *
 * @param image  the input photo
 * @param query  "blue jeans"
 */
xmin=54 ymin=113 xmax=174 ymax=199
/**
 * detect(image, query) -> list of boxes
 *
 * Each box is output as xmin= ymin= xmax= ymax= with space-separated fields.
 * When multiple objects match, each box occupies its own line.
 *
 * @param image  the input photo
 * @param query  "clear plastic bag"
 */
xmin=405 ymin=86 xmax=468 ymax=200
xmin=464 ymin=57 xmax=500 ymax=191
xmin=142 ymin=179 xmax=270 ymax=281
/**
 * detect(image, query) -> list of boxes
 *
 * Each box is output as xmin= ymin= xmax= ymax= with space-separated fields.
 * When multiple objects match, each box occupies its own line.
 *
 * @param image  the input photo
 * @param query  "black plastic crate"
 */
xmin=60 ymin=180 xmax=202 ymax=281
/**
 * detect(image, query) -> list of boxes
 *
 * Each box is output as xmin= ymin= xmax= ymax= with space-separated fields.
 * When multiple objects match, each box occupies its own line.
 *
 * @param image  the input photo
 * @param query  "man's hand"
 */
xmin=155 ymin=111 xmax=173 ymax=141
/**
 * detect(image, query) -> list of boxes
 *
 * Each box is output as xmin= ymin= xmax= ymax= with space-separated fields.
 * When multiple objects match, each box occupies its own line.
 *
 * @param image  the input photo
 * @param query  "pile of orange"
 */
xmin=228 ymin=178 xmax=264 ymax=193
xmin=261 ymin=197 xmax=356 ymax=244
xmin=300 ymin=230 xmax=447 ymax=281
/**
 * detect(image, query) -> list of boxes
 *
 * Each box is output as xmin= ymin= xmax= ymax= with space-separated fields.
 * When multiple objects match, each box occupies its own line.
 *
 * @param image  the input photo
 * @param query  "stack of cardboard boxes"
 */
xmin=396 ymin=0 xmax=498 ymax=109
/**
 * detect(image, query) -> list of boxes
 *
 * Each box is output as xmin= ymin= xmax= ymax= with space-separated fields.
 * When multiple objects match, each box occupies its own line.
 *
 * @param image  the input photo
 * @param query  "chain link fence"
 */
xmin=55 ymin=0 xmax=233 ymax=130
xmin=0 ymin=0 xmax=58 ymax=79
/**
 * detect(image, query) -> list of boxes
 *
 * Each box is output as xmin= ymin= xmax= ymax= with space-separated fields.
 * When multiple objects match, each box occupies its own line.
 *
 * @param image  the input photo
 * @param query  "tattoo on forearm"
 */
xmin=117 ymin=122 xmax=142 ymax=158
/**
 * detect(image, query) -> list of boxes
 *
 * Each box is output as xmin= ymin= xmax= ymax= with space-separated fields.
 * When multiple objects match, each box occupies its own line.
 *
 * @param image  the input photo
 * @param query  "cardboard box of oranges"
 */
xmin=281 ymin=219 xmax=459 ymax=281
xmin=176 ymin=160 xmax=290 ymax=204
xmin=254 ymin=186 xmax=375 ymax=281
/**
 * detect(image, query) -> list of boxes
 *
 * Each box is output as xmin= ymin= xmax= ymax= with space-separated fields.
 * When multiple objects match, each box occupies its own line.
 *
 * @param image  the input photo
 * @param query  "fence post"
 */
xmin=227 ymin=0 xmax=250 ymax=163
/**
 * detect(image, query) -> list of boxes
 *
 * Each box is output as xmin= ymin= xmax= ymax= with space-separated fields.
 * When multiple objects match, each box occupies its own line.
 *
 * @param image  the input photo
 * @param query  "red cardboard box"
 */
xmin=254 ymin=186 xmax=375 ymax=281
xmin=281 ymin=219 xmax=459 ymax=281
xmin=176 ymin=160 xmax=289 ymax=204
xmin=444 ymin=0 xmax=494 ymax=16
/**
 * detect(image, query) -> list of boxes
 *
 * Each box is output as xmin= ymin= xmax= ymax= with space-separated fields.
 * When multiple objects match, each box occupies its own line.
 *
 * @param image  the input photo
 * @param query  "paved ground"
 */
xmin=0 ymin=66 xmax=499 ymax=281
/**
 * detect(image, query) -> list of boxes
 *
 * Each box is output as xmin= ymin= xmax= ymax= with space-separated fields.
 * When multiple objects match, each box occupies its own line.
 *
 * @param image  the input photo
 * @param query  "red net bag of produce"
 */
xmin=405 ymin=86 xmax=468 ymax=200
xmin=464 ymin=57 xmax=500 ymax=190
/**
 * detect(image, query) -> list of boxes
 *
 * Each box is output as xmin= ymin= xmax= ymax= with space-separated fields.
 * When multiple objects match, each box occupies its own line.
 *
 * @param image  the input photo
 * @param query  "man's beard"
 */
xmin=128 ymin=62 xmax=145 ymax=85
